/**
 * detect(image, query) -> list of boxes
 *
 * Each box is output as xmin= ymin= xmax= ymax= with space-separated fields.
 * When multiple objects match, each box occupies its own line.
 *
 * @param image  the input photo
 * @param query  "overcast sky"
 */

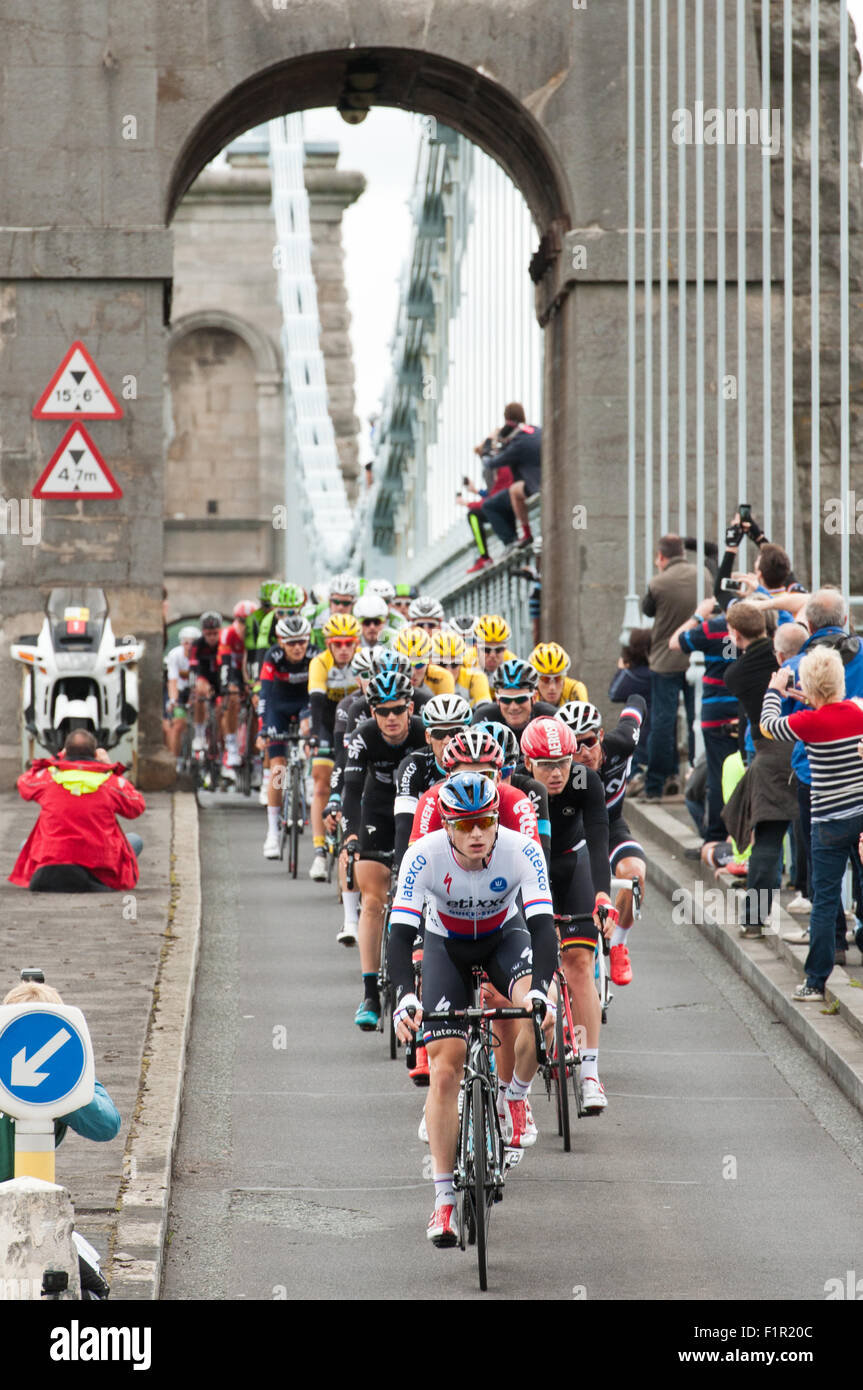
xmin=303 ymin=106 xmax=420 ymax=463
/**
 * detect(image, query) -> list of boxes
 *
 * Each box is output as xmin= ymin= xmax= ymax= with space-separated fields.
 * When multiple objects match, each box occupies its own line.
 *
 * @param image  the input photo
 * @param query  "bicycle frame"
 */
xmin=421 ymin=977 xmax=546 ymax=1291
xmin=610 ymin=873 xmax=643 ymax=920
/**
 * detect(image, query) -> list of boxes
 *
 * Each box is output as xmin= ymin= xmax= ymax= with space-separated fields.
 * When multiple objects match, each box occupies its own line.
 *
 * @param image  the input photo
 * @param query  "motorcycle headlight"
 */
xmin=54 ymin=652 xmax=93 ymax=672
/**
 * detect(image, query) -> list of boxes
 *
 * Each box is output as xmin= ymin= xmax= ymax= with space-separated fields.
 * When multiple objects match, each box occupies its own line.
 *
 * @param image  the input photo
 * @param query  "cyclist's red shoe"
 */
xmin=409 ymin=1044 xmax=430 ymax=1086
xmin=610 ymin=943 xmax=633 ymax=985
xmin=503 ymin=1096 xmax=536 ymax=1148
xmin=466 ymin=556 xmax=492 ymax=575
xmin=427 ymin=1203 xmax=458 ymax=1247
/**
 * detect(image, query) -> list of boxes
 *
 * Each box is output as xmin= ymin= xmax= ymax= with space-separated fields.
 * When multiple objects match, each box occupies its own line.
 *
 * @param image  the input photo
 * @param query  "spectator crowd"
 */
xmin=622 ymin=511 xmax=863 ymax=1004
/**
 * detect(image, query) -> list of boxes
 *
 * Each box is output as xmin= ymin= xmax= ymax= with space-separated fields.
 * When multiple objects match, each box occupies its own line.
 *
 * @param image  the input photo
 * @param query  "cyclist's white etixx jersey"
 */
xmin=390 ymin=826 xmax=552 ymax=942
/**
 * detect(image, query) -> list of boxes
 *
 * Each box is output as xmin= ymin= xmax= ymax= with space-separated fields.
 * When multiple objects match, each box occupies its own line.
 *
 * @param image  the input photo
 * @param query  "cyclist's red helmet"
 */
xmin=233 ymin=600 xmax=257 ymax=620
xmin=442 ymin=728 xmax=504 ymax=773
xmin=520 ymin=717 xmax=577 ymax=760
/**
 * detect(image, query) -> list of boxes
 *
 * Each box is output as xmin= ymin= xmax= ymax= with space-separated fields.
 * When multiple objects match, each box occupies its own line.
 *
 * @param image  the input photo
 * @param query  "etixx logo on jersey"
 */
xmin=490 ymin=877 xmax=507 ymax=893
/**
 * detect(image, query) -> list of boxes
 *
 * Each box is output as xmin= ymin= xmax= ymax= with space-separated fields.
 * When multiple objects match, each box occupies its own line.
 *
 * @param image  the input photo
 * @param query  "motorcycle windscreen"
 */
xmin=47 ymin=586 xmax=108 ymax=648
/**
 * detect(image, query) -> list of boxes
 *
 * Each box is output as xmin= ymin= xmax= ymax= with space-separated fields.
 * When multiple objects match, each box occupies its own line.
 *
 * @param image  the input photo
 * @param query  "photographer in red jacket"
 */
xmin=9 ymin=730 xmax=145 ymax=892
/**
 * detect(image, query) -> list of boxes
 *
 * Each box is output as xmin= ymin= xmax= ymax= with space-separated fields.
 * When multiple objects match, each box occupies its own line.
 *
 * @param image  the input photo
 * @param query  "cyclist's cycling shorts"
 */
xmin=358 ymin=812 xmax=395 ymax=865
xmin=608 ymin=816 xmax=645 ymax=873
xmin=266 ymin=716 xmax=306 ymax=760
xmin=312 ymin=702 xmax=336 ymax=768
xmin=420 ymin=914 xmax=534 ymax=1044
xmin=551 ymin=845 xmax=598 ymax=951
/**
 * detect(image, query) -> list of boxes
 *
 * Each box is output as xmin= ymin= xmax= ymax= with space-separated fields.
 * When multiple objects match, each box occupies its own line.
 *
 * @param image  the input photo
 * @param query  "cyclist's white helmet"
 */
xmin=350 ymin=648 xmax=377 ymax=679
xmin=328 ymin=573 xmax=359 ymax=599
xmin=276 ymin=614 xmax=311 ymax=641
xmin=367 ymin=578 xmax=396 ymax=603
xmin=557 ymin=700 xmax=602 ymax=735
xmin=421 ymin=693 xmax=472 ymax=729
xmin=409 ymin=595 xmax=444 ymax=623
xmin=353 ymin=593 xmax=389 ymax=621
xmin=446 ymin=615 xmax=477 ymax=638
xmin=178 ymin=625 xmax=201 ymax=642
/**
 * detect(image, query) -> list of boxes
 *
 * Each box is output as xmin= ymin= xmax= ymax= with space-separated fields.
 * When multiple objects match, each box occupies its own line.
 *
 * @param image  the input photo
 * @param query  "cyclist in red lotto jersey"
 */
xmin=217 ymin=600 xmax=255 ymax=774
xmin=409 ymin=728 xmax=542 ymax=849
xmin=520 ymin=716 xmax=615 ymax=1113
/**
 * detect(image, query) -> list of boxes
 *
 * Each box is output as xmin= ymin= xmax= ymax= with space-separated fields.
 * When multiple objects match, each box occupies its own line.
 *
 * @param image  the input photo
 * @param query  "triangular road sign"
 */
xmin=32 ymin=341 xmax=123 ymax=420
xmin=32 ymin=426 xmax=123 ymax=499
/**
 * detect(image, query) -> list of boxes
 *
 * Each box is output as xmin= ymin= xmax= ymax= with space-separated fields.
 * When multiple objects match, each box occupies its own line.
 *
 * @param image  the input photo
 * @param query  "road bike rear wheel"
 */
xmin=554 ymin=1001 xmax=571 ymax=1152
xmin=458 ymin=1081 xmax=475 ymax=1248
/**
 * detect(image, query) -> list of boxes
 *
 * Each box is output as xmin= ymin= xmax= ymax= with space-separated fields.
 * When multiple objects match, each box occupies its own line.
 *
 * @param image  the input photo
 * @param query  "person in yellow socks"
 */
xmin=528 ymin=642 xmax=589 ymax=708
xmin=307 ymin=613 xmax=360 ymax=880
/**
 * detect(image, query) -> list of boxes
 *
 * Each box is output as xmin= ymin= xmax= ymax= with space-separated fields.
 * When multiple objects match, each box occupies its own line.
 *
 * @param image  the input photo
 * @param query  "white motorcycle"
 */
xmin=10 ymin=587 xmax=145 ymax=760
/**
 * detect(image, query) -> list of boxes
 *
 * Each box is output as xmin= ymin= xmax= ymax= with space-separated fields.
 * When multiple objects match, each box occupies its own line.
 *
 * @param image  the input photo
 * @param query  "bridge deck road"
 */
xmin=162 ymin=796 xmax=863 ymax=1302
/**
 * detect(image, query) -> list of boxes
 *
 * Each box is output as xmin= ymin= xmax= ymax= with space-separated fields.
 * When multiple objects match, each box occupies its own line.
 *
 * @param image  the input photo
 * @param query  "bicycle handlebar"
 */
xmin=408 ymin=999 xmax=547 ymax=1066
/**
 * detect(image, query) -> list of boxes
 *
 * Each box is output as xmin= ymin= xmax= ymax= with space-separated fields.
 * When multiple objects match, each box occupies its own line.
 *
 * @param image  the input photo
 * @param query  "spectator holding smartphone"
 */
xmin=719 ymin=603 xmax=798 ymax=936
xmin=761 ymin=648 xmax=863 ymax=999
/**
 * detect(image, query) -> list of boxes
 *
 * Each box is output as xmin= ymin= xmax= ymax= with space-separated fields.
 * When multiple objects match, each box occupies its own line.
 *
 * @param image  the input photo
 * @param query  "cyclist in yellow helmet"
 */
xmin=474 ymin=614 xmax=517 ymax=676
xmin=431 ymin=631 xmax=491 ymax=706
xmin=307 ymin=613 xmax=361 ymax=879
xmin=528 ymin=642 xmax=589 ymax=708
xmin=393 ymin=626 xmax=455 ymax=698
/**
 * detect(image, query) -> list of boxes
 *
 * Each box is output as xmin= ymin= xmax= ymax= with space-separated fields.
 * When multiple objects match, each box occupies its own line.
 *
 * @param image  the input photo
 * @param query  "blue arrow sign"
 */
xmin=0 ymin=1011 xmax=87 ymax=1108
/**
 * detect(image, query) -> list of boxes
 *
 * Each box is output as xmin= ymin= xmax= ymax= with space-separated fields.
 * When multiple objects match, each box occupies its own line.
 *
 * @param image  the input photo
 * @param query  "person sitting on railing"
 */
xmin=458 ymin=443 xmax=515 ymax=574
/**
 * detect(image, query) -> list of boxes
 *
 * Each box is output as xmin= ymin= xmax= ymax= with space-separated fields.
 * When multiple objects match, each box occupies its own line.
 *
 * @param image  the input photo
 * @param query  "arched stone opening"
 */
xmin=165 ymin=48 xmax=573 ymax=237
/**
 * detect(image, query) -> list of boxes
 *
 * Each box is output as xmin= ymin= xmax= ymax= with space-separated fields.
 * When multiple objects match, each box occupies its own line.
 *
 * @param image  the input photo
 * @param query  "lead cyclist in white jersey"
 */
xmin=387 ymin=771 xmax=557 ymax=1248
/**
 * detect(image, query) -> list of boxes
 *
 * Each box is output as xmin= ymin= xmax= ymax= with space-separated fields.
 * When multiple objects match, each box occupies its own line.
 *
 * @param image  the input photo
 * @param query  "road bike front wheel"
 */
xmin=554 ymin=1001 xmax=571 ymax=1152
xmin=472 ymin=1075 xmax=492 ymax=1291
xmin=289 ymin=763 xmax=301 ymax=879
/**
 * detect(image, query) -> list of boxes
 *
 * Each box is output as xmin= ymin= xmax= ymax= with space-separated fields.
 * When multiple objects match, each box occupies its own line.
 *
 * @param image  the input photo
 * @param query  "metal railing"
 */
xmin=413 ymin=497 xmax=541 ymax=657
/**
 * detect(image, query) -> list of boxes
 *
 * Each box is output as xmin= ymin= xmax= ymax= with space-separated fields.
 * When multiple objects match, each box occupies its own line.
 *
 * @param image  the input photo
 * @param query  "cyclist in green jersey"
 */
xmin=256 ymin=582 xmax=306 ymax=655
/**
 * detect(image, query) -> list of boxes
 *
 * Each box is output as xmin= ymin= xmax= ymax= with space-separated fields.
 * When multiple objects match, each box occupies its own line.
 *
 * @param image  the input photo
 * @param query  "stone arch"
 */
xmin=165 ymin=48 xmax=574 ymax=237
xmin=169 ymin=309 xmax=281 ymax=381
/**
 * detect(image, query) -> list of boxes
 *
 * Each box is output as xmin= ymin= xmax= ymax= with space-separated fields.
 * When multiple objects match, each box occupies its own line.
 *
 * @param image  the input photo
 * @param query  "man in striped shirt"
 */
xmin=671 ymin=596 xmax=739 ymax=846
xmin=760 ymin=646 xmax=863 ymax=1001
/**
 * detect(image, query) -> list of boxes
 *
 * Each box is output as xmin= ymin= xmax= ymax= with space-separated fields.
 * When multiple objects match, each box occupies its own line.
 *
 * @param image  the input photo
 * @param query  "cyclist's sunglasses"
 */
xmin=361 ymin=618 xmax=384 ymax=627
xmin=328 ymin=639 xmax=356 ymax=652
xmin=450 ymin=765 xmax=497 ymax=781
xmin=281 ymin=637 xmax=308 ymax=647
xmin=447 ymin=814 xmax=498 ymax=833
xmin=574 ymin=734 xmax=599 ymax=749
xmin=373 ymin=703 xmax=409 ymax=717
xmin=413 ymin=620 xmax=438 ymax=631
xmin=485 ymin=645 xmax=507 ymax=654
xmin=531 ymin=756 xmax=572 ymax=770
xmin=329 ymin=595 xmax=353 ymax=606
xmin=498 ymin=694 xmax=530 ymax=706
xmin=427 ymin=725 xmax=463 ymax=739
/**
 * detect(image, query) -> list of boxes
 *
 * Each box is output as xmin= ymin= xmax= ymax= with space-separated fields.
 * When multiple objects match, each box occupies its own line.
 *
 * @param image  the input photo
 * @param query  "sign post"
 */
xmin=0 ymin=1006 xmax=94 ymax=1182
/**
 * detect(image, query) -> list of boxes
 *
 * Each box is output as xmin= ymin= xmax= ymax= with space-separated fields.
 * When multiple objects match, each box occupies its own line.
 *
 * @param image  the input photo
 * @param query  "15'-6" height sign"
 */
xmin=32 ymin=341 xmax=123 ymax=421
